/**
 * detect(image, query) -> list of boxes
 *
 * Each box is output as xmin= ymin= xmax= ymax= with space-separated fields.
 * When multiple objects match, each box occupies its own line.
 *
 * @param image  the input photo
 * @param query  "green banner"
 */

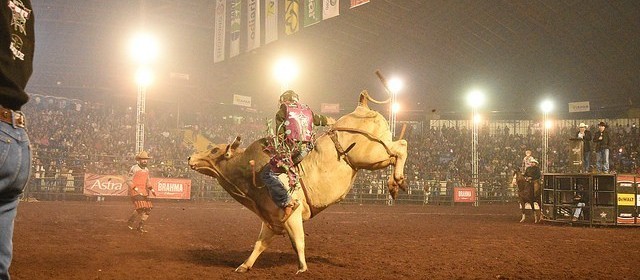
xmin=304 ymin=0 xmax=322 ymax=27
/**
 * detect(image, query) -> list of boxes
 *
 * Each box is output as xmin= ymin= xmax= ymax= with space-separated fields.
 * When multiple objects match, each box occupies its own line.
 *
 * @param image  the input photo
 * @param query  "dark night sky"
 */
xmin=28 ymin=0 xmax=640 ymax=117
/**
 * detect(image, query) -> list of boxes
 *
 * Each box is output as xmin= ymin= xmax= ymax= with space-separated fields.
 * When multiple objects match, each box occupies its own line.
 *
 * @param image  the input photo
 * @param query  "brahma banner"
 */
xmin=453 ymin=187 xmax=476 ymax=203
xmin=83 ymin=173 xmax=191 ymax=199
xmin=150 ymin=178 xmax=192 ymax=200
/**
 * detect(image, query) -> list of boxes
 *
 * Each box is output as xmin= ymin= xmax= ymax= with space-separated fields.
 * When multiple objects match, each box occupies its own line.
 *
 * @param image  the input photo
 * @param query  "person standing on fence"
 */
xmin=0 ymin=1 xmax=35 ymax=279
xmin=593 ymin=121 xmax=610 ymax=173
xmin=126 ymin=151 xmax=156 ymax=233
xmin=522 ymin=150 xmax=535 ymax=171
xmin=575 ymin=123 xmax=592 ymax=173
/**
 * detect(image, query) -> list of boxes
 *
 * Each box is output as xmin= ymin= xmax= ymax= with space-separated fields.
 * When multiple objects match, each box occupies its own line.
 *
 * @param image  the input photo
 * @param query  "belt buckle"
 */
xmin=12 ymin=111 xmax=25 ymax=128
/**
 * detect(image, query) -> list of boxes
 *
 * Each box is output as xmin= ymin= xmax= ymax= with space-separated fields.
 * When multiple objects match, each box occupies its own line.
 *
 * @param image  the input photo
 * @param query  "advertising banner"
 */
xmin=321 ymin=103 xmax=340 ymax=113
xmin=84 ymin=174 xmax=191 ymax=199
xmin=453 ymin=187 xmax=476 ymax=203
xmin=285 ymin=0 xmax=300 ymax=35
xmin=304 ymin=0 xmax=321 ymax=27
xmin=350 ymin=0 xmax=369 ymax=8
xmin=246 ymin=0 xmax=260 ymax=51
xmin=83 ymin=173 xmax=128 ymax=196
xmin=150 ymin=178 xmax=192 ymax=200
xmin=568 ymin=101 xmax=590 ymax=113
xmin=230 ymin=0 xmax=242 ymax=58
xmin=233 ymin=94 xmax=252 ymax=107
xmin=265 ymin=0 xmax=278 ymax=44
xmin=213 ymin=0 xmax=226 ymax=63
xmin=323 ymin=0 xmax=339 ymax=20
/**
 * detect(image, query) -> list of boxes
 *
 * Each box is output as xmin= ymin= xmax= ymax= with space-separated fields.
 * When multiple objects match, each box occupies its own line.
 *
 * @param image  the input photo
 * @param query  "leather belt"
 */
xmin=0 ymin=107 xmax=26 ymax=128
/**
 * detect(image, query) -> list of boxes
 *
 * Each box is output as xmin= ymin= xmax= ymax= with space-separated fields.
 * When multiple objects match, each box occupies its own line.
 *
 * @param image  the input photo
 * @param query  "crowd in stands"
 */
xmin=22 ymin=96 xmax=640 ymax=199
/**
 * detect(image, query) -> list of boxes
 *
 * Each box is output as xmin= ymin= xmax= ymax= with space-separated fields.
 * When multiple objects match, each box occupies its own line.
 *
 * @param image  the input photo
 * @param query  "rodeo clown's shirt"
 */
xmin=128 ymin=164 xmax=151 ymax=196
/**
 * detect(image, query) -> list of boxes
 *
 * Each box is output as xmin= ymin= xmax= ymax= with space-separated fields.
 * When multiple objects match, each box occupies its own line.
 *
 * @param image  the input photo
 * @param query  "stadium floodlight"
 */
xmin=135 ymin=67 xmax=154 ymax=87
xmin=540 ymin=99 xmax=554 ymax=113
xmin=388 ymin=78 xmax=404 ymax=94
xmin=274 ymin=57 xmax=299 ymax=90
xmin=130 ymin=32 xmax=159 ymax=65
xmin=392 ymin=102 xmax=401 ymax=114
xmin=540 ymin=99 xmax=553 ymax=173
xmin=467 ymin=90 xmax=485 ymax=108
xmin=545 ymin=119 xmax=553 ymax=129
xmin=473 ymin=113 xmax=482 ymax=124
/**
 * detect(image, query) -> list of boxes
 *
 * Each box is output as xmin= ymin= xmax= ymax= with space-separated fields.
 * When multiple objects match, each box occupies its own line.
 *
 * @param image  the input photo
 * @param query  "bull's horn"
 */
xmin=231 ymin=136 xmax=242 ymax=149
xmin=359 ymin=90 xmax=391 ymax=107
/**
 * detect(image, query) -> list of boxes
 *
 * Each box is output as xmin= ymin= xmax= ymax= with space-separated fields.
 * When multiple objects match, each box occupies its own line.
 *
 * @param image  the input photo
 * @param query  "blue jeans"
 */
xmin=260 ymin=166 xmax=290 ymax=209
xmin=582 ymin=151 xmax=590 ymax=172
xmin=595 ymin=149 xmax=609 ymax=173
xmin=0 ymin=122 xmax=31 ymax=280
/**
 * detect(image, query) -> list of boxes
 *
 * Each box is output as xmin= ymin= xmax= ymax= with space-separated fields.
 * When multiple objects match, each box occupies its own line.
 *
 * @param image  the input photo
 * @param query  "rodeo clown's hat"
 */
xmin=135 ymin=151 xmax=152 ymax=160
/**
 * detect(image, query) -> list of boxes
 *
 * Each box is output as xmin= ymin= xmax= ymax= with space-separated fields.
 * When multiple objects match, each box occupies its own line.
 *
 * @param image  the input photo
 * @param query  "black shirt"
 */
xmin=0 ymin=0 xmax=35 ymax=110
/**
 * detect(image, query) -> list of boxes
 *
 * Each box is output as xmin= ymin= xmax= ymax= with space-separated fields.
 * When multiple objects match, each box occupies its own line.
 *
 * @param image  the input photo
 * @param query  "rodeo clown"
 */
xmin=261 ymin=90 xmax=335 ymax=222
xmin=126 ymin=151 xmax=156 ymax=233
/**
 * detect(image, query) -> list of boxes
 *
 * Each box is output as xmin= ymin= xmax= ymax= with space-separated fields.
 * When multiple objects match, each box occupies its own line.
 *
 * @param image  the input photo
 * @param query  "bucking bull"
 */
xmin=188 ymin=90 xmax=408 ymax=274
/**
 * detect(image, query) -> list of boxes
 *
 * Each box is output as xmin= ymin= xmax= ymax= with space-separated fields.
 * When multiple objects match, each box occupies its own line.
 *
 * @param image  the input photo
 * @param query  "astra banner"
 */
xmin=83 ymin=173 xmax=191 ymax=199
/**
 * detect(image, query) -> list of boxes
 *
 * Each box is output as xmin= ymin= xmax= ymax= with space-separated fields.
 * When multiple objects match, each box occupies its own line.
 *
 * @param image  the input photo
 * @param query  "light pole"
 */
xmin=274 ymin=57 xmax=299 ymax=92
xmin=130 ymin=33 xmax=158 ymax=154
xmin=540 ymin=99 xmax=554 ymax=173
xmin=467 ymin=90 xmax=485 ymax=207
xmin=388 ymin=78 xmax=403 ymax=138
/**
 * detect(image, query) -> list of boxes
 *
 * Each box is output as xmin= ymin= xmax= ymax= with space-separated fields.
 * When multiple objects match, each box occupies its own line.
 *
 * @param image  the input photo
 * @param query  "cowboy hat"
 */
xmin=597 ymin=121 xmax=608 ymax=127
xmin=578 ymin=123 xmax=587 ymax=128
xmin=135 ymin=151 xmax=152 ymax=160
xmin=530 ymin=158 xmax=539 ymax=164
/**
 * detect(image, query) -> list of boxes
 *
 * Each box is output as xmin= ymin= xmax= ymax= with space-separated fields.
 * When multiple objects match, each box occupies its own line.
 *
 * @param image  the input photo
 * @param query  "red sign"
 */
xmin=83 ymin=173 xmax=128 ymax=196
xmin=454 ymin=187 xmax=476 ymax=203
xmin=84 ymin=173 xmax=191 ymax=199
xmin=150 ymin=178 xmax=192 ymax=200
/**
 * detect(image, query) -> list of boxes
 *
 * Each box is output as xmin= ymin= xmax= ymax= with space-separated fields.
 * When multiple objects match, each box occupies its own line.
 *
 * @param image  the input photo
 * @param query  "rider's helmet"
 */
xmin=279 ymin=90 xmax=299 ymax=104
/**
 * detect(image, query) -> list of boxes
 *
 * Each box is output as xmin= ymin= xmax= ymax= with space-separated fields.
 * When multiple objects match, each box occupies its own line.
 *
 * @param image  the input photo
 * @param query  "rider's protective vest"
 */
xmin=284 ymin=103 xmax=314 ymax=143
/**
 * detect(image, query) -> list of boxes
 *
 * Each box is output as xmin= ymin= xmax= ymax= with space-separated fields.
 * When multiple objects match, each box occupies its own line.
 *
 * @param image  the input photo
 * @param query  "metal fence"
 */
xmin=22 ymin=167 xmax=518 ymax=206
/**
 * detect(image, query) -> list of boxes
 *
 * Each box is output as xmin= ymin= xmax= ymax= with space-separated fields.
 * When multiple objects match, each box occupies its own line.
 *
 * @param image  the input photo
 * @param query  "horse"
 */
xmin=513 ymin=168 xmax=542 ymax=223
xmin=188 ymin=90 xmax=408 ymax=274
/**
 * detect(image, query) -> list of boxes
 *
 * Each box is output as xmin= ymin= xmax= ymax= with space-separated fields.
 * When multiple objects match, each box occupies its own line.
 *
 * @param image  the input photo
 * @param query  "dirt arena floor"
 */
xmin=10 ymin=200 xmax=640 ymax=279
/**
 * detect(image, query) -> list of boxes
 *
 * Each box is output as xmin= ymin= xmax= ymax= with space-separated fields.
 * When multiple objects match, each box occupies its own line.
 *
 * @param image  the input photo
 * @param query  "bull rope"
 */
xmin=329 ymin=126 xmax=396 ymax=158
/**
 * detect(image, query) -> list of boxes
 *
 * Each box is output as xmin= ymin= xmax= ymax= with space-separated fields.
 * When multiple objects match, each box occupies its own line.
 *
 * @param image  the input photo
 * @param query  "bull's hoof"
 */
xmin=397 ymin=178 xmax=408 ymax=192
xmin=519 ymin=217 xmax=525 ymax=223
xmin=296 ymin=267 xmax=308 ymax=274
xmin=235 ymin=264 xmax=250 ymax=273
xmin=389 ymin=187 xmax=398 ymax=200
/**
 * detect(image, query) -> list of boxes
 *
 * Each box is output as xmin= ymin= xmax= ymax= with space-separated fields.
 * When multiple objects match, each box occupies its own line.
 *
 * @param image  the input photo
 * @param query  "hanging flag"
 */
xmin=350 ymin=0 xmax=369 ymax=8
xmin=304 ymin=0 xmax=322 ymax=27
xmin=246 ymin=0 xmax=260 ymax=51
xmin=230 ymin=0 xmax=242 ymax=58
xmin=265 ymin=0 xmax=278 ymax=44
xmin=323 ymin=0 xmax=339 ymax=20
xmin=213 ymin=0 xmax=226 ymax=63
xmin=285 ymin=0 xmax=300 ymax=35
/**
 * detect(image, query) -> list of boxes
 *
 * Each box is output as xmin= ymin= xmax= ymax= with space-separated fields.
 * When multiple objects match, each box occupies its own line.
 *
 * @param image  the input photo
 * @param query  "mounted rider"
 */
xmin=260 ymin=90 xmax=335 ymax=222
xmin=523 ymin=158 xmax=542 ymax=192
